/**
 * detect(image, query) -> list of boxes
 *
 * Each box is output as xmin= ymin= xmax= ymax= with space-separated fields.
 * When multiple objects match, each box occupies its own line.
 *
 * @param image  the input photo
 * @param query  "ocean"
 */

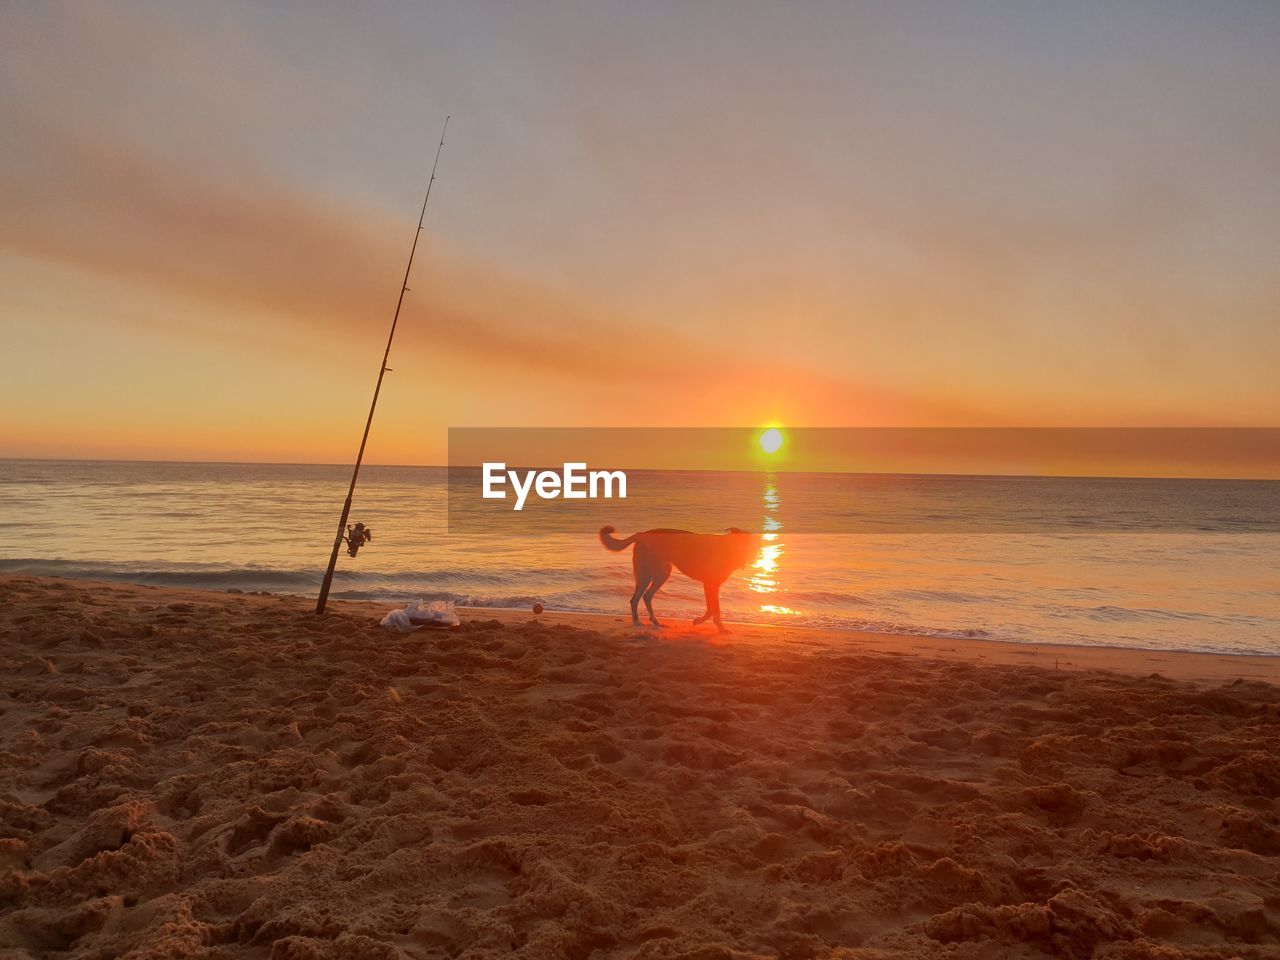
xmin=2 ymin=459 xmax=1277 ymax=655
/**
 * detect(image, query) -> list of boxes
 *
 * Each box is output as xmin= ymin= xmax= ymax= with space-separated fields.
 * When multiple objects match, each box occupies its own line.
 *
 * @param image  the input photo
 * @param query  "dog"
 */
xmin=599 ymin=526 xmax=760 ymax=632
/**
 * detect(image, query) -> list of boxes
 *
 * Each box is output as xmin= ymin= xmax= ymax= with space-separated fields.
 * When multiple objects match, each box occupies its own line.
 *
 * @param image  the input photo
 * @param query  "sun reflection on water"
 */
xmin=746 ymin=476 xmax=798 ymax=617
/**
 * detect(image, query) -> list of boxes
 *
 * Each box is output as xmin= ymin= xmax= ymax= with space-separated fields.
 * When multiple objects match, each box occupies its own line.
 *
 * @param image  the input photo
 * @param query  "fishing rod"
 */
xmin=315 ymin=115 xmax=449 ymax=615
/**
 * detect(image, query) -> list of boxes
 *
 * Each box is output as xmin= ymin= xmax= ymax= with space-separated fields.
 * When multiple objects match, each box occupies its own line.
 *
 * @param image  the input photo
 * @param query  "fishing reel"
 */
xmin=344 ymin=522 xmax=372 ymax=558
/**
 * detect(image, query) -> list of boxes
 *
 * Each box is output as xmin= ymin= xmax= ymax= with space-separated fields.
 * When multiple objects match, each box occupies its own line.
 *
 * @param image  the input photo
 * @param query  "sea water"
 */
xmin=1 ymin=459 xmax=1277 ymax=655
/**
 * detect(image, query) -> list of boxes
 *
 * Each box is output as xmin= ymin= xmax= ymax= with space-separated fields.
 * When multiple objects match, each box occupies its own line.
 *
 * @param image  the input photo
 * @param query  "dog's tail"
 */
xmin=599 ymin=525 xmax=638 ymax=551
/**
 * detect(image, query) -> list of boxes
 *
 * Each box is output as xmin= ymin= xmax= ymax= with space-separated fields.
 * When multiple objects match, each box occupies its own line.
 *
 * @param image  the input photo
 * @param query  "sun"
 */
xmin=759 ymin=427 xmax=784 ymax=455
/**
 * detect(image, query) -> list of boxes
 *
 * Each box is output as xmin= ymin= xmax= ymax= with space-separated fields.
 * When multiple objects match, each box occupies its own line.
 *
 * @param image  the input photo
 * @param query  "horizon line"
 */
xmin=2 ymin=455 xmax=1278 ymax=484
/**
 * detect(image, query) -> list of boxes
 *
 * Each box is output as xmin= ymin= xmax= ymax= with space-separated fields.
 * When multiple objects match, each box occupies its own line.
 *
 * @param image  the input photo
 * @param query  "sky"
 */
xmin=2 ymin=1 xmax=1279 ymax=466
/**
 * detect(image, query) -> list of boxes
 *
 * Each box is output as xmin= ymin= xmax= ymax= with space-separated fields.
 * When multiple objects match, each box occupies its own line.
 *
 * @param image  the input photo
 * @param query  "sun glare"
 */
xmin=759 ymin=427 xmax=784 ymax=455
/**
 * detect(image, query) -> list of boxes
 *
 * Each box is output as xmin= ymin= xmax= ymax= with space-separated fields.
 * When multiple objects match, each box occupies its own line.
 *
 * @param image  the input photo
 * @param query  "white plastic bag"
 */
xmin=405 ymin=599 xmax=460 ymax=627
xmin=381 ymin=599 xmax=460 ymax=632
xmin=379 ymin=609 xmax=418 ymax=632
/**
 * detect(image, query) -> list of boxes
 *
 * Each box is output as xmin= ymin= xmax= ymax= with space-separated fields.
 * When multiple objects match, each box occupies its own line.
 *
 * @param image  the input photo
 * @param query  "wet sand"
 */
xmin=1 ymin=574 xmax=1277 ymax=958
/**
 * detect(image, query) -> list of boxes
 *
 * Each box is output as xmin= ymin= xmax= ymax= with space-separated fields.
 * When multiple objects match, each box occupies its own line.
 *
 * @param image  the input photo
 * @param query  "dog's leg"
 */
xmin=629 ymin=580 xmax=646 ymax=626
xmin=643 ymin=564 xmax=670 ymax=627
xmin=701 ymin=579 xmax=729 ymax=633
xmin=692 ymin=603 xmax=711 ymax=625
xmin=629 ymin=551 xmax=646 ymax=626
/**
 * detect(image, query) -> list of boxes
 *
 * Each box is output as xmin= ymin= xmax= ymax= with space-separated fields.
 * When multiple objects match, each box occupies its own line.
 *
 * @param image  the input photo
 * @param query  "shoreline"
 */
xmin=4 ymin=531 xmax=1275 ymax=661
xmin=3 ymin=573 xmax=1276 ymax=684
xmin=450 ymin=604 xmax=1280 ymax=684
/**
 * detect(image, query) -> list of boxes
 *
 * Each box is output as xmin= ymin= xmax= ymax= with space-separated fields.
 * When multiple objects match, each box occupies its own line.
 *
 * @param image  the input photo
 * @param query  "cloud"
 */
xmin=1 ymin=118 xmax=974 ymax=431
xmin=0 ymin=119 xmax=706 ymax=370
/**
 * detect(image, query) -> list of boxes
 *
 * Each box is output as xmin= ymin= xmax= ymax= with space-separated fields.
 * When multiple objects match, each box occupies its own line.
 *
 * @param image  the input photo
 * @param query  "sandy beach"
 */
xmin=1 ymin=574 xmax=1278 ymax=959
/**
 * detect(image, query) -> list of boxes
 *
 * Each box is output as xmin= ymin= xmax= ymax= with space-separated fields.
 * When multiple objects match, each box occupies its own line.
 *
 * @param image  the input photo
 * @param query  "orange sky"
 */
xmin=3 ymin=3 xmax=1279 ymax=467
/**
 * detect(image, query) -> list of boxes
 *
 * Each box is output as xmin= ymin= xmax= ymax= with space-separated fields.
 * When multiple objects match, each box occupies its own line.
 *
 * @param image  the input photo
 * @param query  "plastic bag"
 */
xmin=379 ymin=609 xmax=417 ymax=632
xmin=406 ymin=599 xmax=460 ymax=627
xmin=380 ymin=599 xmax=459 ymax=632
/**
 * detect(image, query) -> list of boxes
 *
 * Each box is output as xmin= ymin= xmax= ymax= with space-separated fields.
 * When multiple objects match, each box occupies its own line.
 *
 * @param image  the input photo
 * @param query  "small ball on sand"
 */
xmin=532 ymin=602 xmax=544 ymax=614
